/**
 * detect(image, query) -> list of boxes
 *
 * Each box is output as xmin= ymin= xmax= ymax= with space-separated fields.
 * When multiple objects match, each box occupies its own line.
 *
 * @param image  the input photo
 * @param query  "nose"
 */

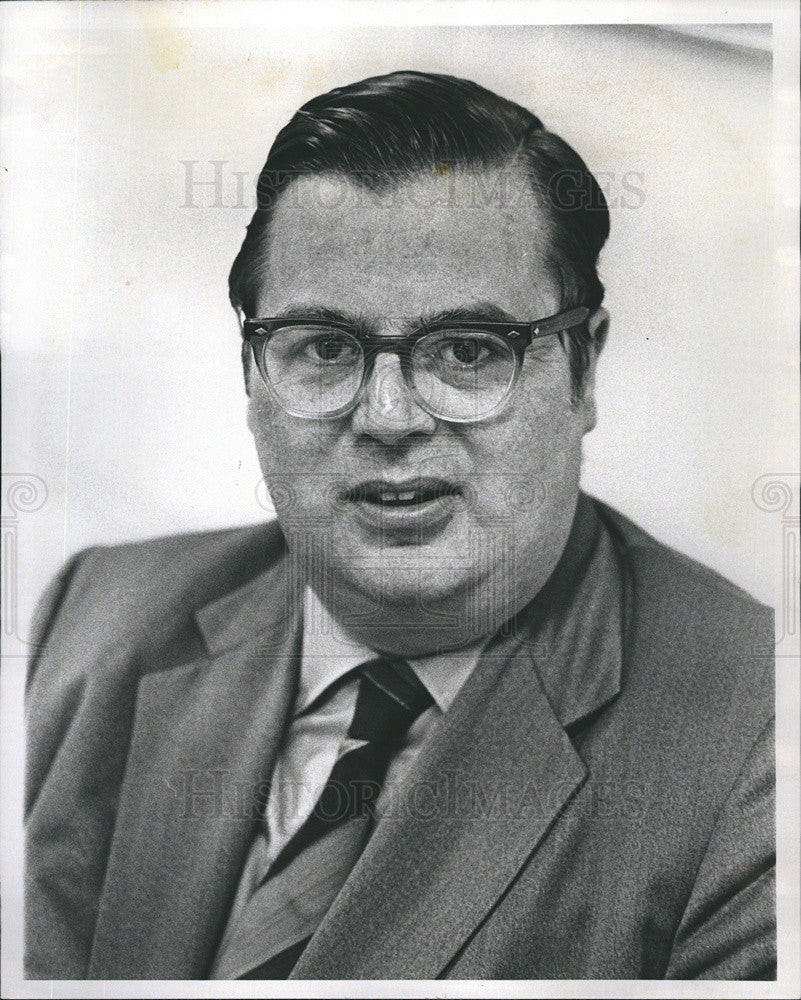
xmin=350 ymin=351 xmax=437 ymax=445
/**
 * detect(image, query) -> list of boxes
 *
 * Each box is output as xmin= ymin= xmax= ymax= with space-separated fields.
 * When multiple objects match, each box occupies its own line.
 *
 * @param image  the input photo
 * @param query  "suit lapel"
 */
xmin=88 ymin=555 xmax=302 ymax=979
xmin=291 ymin=639 xmax=583 ymax=979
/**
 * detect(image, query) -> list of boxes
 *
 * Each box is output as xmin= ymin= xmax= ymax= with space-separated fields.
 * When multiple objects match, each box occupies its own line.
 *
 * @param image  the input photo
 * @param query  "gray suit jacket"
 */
xmin=25 ymin=496 xmax=775 ymax=979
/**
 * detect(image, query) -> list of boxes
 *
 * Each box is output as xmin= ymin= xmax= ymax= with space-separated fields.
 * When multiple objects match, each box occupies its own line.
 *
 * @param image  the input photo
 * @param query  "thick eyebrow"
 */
xmin=414 ymin=301 xmax=519 ymax=329
xmin=270 ymin=303 xmax=372 ymax=335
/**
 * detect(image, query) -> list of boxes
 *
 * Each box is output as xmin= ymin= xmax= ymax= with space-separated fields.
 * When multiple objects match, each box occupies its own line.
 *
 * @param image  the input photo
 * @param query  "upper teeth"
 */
xmin=380 ymin=490 xmax=417 ymax=502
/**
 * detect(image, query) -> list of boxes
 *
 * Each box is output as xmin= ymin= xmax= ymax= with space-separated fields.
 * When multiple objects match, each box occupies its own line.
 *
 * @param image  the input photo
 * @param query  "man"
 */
xmin=25 ymin=71 xmax=775 ymax=981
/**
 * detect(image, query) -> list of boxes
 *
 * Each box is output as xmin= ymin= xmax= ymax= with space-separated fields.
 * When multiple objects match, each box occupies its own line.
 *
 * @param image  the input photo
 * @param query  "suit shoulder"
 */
xmin=593 ymin=498 xmax=771 ymax=623
xmin=58 ymin=520 xmax=285 ymax=610
xmin=591 ymin=497 xmax=774 ymax=729
xmin=85 ymin=519 xmax=285 ymax=579
xmin=28 ymin=520 xmax=287 ymax=677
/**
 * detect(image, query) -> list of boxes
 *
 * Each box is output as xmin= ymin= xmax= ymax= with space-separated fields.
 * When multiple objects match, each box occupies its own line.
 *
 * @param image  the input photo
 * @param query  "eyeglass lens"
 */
xmin=259 ymin=324 xmax=518 ymax=420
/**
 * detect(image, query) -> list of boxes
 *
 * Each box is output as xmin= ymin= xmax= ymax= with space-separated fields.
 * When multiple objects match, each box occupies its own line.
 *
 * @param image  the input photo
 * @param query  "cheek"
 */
xmin=247 ymin=394 xmax=282 ymax=465
xmin=469 ymin=389 xmax=583 ymax=515
xmin=247 ymin=390 xmax=342 ymax=510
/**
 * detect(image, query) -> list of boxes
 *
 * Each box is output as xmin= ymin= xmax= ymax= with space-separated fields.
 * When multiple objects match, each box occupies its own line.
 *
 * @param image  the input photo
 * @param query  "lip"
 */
xmin=342 ymin=476 xmax=464 ymax=537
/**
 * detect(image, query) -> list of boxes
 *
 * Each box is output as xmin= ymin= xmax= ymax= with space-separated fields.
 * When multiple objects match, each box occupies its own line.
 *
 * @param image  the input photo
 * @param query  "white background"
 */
xmin=1 ymin=3 xmax=799 ymax=996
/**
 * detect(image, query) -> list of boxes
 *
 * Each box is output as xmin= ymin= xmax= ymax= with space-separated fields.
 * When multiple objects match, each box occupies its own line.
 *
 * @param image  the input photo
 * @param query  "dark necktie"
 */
xmin=211 ymin=656 xmax=434 ymax=980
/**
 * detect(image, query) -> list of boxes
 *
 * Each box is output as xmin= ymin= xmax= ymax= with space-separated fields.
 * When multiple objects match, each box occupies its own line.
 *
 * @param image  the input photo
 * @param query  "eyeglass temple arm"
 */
xmin=530 ymin=306 xmax=591 ymax=338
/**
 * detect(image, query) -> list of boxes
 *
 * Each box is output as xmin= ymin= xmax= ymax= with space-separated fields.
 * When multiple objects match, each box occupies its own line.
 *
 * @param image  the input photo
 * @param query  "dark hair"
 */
xmin=229 ymin=70 xmax=609 ymax=397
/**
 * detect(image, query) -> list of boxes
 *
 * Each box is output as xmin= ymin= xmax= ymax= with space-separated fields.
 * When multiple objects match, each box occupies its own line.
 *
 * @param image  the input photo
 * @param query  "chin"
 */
xmin=344 ymin=562 xmax=467 ymax=609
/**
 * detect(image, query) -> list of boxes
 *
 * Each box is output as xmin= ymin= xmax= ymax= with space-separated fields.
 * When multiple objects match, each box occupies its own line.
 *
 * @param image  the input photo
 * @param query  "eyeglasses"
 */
xmin=243 ymin=305 xmax=590 ymax=423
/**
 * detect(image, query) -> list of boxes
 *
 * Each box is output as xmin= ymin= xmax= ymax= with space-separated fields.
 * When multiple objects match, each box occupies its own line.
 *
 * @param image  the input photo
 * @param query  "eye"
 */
xmin=268 ymin=326 xmax=360 ymax=368
xmin=306 ymin=334 xmax=354 ymax=363
xmin=448 ymin=338 xmax=483 ymax=365
xmin=436 ymin=334 xmax=502 ymax=368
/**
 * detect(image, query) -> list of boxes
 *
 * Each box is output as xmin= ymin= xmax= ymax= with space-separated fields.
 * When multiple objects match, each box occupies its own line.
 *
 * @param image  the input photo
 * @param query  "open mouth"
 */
xmin=343 ymin=478 xmax=462 ymax=508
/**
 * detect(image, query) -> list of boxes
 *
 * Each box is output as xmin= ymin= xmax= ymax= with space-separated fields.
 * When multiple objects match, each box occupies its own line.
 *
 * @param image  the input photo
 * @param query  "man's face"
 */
xmin=246 ymin=168 xmax=601 ymax=652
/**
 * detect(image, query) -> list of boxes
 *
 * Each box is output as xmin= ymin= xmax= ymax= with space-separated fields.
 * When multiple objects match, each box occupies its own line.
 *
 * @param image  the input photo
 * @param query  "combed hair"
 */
xmin=229 ymin=70 xmax=610 ymax=397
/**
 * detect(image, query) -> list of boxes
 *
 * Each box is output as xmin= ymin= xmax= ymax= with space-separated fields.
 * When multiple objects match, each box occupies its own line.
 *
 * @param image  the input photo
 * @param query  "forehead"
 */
xmin=255 ymin=168 xmax=560 ymax=320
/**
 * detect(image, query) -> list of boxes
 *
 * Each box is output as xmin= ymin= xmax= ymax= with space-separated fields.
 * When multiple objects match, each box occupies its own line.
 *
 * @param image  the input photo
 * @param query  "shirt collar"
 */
xmin=298 ymin=585 xmax=485 ymax=716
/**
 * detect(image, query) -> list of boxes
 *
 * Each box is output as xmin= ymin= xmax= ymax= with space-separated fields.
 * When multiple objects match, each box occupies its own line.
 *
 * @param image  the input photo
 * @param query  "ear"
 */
xmin=243 ymin=341 xmax=263 ymax=438
xmin=576 ymin=306 xmax=609 ymax=434
xmin=241 ymin=339 xmax=253 ymax=398
xmin=235 ymin=307 xmax=253 ymax=398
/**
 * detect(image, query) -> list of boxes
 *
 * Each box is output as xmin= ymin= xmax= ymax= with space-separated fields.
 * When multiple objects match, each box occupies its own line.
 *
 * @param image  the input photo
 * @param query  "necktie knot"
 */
xmin=349 ymin=656 xmax=434 ymax=745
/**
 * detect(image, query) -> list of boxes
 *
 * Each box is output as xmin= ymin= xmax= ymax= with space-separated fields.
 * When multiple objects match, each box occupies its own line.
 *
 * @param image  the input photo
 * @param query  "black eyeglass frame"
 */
xmin=242 ymin=305 xmax=591 ymax=422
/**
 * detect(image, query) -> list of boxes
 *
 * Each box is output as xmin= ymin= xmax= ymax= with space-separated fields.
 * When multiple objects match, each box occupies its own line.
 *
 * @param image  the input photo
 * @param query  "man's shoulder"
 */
xmin=25 ymin=520 xmax=291 ymax=815
xmin=590 ymin=496 xmax=773 ymax=726
xmin=29 ymin=520 xmax=288 ymax=656
xmin=593 ymin=496 xmax=771 ymax=624
xmin=76 ymin=519 xmax=284 ymax=592
xmin=79 ymin=519 xmax=286 ymax=589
